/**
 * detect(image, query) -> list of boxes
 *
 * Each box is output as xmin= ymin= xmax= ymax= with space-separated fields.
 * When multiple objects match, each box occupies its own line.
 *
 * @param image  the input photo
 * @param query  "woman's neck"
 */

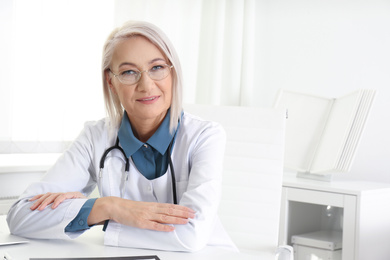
xmin=129 ymin=112 xmax=167 ymax=143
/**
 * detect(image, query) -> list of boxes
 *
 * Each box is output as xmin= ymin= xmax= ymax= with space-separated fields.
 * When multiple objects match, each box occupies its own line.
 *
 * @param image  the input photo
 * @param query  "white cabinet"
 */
xmin=279 ymin=173 xmax=390 ymax=260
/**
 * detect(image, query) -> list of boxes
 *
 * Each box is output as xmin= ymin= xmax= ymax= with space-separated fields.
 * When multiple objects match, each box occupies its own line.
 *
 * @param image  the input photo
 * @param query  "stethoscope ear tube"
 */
xmin=168 ymin=141 xmax=177 ymax=205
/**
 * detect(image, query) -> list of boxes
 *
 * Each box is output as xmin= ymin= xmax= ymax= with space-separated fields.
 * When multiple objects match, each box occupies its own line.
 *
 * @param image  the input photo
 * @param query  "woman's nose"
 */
xmin=137 ymin=71 xmax=154 ymax=92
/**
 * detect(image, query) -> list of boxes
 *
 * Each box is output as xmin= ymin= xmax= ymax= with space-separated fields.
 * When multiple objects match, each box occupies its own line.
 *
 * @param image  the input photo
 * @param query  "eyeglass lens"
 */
xmin=117 ymin=64 xmax=171 ymax=85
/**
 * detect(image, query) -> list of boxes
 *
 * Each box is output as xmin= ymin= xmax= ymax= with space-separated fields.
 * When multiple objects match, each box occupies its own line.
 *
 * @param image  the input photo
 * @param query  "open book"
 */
xmin=274 ymin=89 xmax=376 ymax=174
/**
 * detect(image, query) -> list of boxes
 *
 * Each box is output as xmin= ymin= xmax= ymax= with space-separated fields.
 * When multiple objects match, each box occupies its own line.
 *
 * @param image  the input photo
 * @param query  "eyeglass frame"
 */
xmin=109 ymin=64 xmax=174 ymax=86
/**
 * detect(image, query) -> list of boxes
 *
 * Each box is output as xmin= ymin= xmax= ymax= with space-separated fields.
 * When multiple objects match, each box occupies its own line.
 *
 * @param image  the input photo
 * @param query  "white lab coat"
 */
xmin=7 ymin=112 xmax=237 ymax=252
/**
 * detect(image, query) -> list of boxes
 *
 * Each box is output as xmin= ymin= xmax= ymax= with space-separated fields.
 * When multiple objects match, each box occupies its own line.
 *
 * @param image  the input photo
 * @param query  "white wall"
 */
xmin=112 ymin=0 xmax=390 ymax=183
xmin=254 ymin=0 xmax=390 ymax=183
xmin=0 ymin=0 xmax=113 ymax=145
xmin=2 ymin=0 xmax=389 ymax=183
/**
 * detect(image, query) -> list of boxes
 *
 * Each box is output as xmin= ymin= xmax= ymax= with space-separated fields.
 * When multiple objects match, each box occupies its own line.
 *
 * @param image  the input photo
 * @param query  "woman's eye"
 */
xmin=151 ymin=65 xmax=164 ymax=71
xmin=121 ymin=70 xmax=137 ymax=76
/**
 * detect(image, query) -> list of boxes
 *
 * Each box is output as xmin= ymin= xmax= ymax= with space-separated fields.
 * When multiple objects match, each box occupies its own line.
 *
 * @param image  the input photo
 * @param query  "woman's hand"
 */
xmin=29 ymin=192 xmax=87 ymax=211
xmin=89 ymin=197 xmax=196 ymax=232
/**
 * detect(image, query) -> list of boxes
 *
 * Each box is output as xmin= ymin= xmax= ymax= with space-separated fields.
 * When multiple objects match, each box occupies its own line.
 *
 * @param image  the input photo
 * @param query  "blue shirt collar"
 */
xmin=118 ymin=109 xmax=176 ymax=157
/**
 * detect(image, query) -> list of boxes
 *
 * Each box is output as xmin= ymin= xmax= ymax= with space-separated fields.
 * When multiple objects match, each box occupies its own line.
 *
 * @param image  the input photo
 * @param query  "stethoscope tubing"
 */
xmin=99 ymin=137 xmax=177 ymax=204
xmin=99 ymin=137 xmax=130 ymax=172
xmin=167 ymin=141 xmax=177 ymax=204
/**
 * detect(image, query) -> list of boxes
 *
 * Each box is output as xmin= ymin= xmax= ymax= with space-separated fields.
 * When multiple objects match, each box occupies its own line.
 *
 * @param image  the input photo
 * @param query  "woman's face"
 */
xmin=107 ymin=36 xmax=172 ymax=127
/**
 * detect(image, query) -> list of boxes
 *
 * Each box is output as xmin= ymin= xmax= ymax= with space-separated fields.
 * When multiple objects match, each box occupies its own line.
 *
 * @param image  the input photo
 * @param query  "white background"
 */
xmin=1 ymin=0 xmax=389 ymax=183
xmin=254 ymin=0 xmax=390 ymax=183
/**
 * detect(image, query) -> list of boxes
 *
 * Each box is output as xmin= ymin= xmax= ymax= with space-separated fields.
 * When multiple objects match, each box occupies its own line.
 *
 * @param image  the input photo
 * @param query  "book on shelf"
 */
xmin=274 ymin=89 xmax=376 ymax=174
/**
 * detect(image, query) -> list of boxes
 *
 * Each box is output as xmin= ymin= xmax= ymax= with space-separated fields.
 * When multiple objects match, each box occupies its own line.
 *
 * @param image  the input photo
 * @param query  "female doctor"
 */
xmin=7 ymin=21 xmax=236 ymax=252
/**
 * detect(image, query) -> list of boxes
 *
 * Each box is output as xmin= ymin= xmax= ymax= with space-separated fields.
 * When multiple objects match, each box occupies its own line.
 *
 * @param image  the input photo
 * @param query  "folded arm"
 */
xmin=29 ymin=193 xmax=196 ymax=232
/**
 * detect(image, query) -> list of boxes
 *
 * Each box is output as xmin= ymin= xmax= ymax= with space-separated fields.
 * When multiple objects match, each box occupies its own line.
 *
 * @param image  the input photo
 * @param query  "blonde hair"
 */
xmin=102 ymin=21 xmax=183 ymax=133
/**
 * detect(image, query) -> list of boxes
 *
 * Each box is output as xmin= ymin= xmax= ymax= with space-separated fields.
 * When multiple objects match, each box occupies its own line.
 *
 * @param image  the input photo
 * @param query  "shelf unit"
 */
xmin=279 ymin=173 xmax=390 ymax=259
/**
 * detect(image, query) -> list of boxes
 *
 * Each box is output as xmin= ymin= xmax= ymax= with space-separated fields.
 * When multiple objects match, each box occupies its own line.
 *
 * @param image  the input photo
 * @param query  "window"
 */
xmin=1 ymin=0 xmax=258 ymax=153
xmin=0 ymin=0 xmax=114 ymax=153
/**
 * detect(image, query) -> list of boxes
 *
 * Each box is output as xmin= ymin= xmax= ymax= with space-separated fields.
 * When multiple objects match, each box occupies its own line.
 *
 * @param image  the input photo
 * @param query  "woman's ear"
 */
xmin=105 ymin=70 xmax=117 ymax=94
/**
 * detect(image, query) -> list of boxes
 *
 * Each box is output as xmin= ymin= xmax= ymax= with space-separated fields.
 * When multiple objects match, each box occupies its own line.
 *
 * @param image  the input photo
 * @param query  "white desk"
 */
xmin=0 ymin=216 xmax=275 ymax=260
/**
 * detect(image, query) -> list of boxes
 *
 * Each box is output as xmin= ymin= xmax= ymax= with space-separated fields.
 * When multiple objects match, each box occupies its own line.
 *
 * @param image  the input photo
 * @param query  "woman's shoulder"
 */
xmin=181 ymin=111 xmax=225 ymax=136
xmin=176 ymin=111 xmax=226 ymax=153
xmin=79 ymin=117 xmax=117 ymax=143
xmin=83 ymin=117 xmax=112 ymax=128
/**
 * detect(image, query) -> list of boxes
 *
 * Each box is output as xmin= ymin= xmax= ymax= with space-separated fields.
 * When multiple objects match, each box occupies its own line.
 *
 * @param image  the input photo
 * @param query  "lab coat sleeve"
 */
xmin=104 ymin=121 xmax=227 ymax=252
xmin=7 ymin=121 xmax=104 ymax=239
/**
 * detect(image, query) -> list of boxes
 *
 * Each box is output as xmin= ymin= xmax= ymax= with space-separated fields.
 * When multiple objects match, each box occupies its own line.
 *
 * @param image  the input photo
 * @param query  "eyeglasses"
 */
xmin=110 ymin=64 xmax=173 ymax=85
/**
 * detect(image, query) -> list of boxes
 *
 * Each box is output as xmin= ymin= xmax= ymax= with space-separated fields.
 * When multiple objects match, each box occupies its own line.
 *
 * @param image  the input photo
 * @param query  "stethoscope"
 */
xmin=99 ymin=137 xmax=178 ymax=204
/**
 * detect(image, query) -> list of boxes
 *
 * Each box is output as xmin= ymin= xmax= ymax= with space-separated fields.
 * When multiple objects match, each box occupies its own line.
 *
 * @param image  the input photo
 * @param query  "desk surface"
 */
xmin=0 ymin=216 xmax=274 ymax=260
xmin=283 ymin=172 xmax=390 ymax=195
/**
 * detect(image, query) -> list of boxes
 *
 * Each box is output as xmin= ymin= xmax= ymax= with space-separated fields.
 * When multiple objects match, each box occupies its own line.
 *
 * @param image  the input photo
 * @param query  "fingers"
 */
xmin=29 ymin=192 xmax=87 ymax=211
xmin=51 ymin=193 xmax=71 ymax=209
xmin=158 ymin=213 xmax=189 ymax=225
xmin=51 ymin=192 xmax=86 ymax=208
xmin=142 ymin=203 xmax=196 ymax=231
xmin=29 ymin=194 xmax=44 ymax=202
xmin=111 ymin=199 xmax=196 ymax=232
xmin=171 ymin=204 xmax=196 ymax=218
xmin=30 ymin=193 xmax=56 ymax=211
xmin=156 ymin=203 xmax=196 ymax=221
xmin=151 ymin=222 xmax=175 ymax=232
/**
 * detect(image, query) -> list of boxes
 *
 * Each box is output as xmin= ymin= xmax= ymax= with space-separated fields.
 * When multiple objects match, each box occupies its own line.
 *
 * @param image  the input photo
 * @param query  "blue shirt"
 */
xmin=65 ymin=110 xmax=178 ymax=232
xmin=118 ymin=110 xmax=176 ymax=179
xmin=65 ymin=198 xmax=97 ymax=232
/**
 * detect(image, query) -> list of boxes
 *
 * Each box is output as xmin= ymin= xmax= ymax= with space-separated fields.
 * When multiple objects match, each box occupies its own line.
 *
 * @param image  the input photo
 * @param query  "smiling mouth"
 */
xmin=138 ymin=96 xmax=158 ymax=102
